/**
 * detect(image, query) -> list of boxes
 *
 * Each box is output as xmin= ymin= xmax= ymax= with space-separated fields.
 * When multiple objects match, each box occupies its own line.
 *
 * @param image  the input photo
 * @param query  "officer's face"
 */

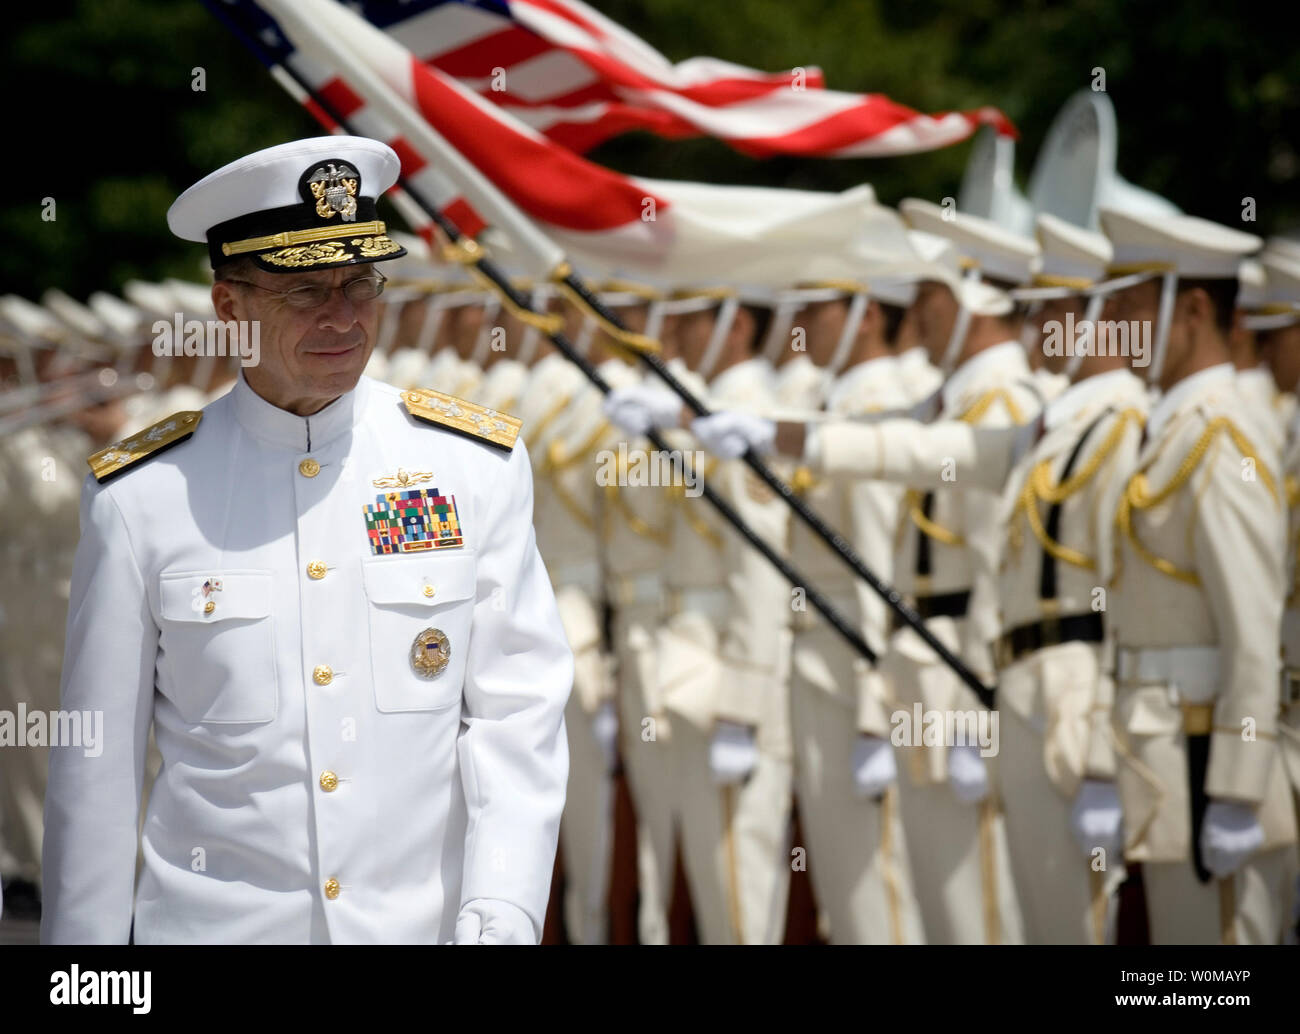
xmin=215 ymin=262 xmax=380 ymax=416
xmin=676 ymin=308 xmax=716 ymax=371
xmin=793 ymin=299 xmax=849 ymax=367
xmin=1036 ymin=295 xmax=1086 ymax=374
xmin=1259 ymin=323 xmax=1300 ymax=393
xmin=912 ymin=280 xmax=958 ymax=364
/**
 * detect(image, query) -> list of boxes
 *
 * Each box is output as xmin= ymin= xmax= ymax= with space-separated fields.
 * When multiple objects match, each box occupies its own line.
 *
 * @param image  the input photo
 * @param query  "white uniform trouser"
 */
xmin=613 ymin=600 xmax=676 ymax=945
xmin=553 ymin=585 xmax=616 ymax=944
xmin=789 ymin=625 xmax=925 ymax=945
xmin=997 ymin=641 xmax=1124 ymax=943
xmin=883 ymin=619 xmax=1025 ymax=945
xmin=659 ymin=609 xmax=793 ymax=944
xmin=1143 ymin=848 xmax=1294 ymax=944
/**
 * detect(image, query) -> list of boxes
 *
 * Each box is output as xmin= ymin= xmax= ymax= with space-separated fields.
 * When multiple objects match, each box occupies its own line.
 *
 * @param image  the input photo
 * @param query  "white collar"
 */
xmin=1045 ymin=368 xmax=1145 ymax=431
xmin=898 ymin=346 xmax=930 ymax=372
xmin=1145 ymin=362 xmax=1235 ymax=441
xmin=709 ymin=355 xmax=771 ymax=403
xmin=942 ymin=340 xmax=1027 ymax=413
xmin=827 ymin=353 xmax=898 ymax=411
xmin=233 ymin=369 xmax=369 ymax=452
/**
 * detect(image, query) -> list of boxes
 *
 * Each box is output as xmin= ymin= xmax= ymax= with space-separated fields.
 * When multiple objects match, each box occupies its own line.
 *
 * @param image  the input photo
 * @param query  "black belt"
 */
xmin=994 ymin=611 xmax=1104 ymax=668
xmin=892 ymin=589 xmax=971 ymax=633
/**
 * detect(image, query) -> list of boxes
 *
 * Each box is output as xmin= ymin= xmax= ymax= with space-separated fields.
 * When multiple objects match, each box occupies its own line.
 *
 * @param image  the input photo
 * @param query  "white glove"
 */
xmin=947 ymin=743 xmax=990 ymax=804
xmin=689 ymin=412 xmax=775 ymax=460
xmin=453 ymin=898 xmax=537 ymax=944
xmin=1069 ymin=779 xmax=1124 ymax=858
xmin=709 ymin=720 xmax=759 ymax=785
xmin=591 ymin=699 xmax=619 ymax=774
xmin=601 ymin=384 xmax=681 ymax=435
xmin=850 ymin=735 xmax=897 ymax=798
xmin=1200 ymin=799 xmax=1265 ymax=878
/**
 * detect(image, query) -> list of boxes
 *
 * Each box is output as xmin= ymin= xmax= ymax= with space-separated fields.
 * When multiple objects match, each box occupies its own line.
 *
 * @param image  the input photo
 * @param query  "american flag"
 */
xmin=209 ymin=0 xmax=935 ymax=285
xmin=223 ymin=0 xmax=1012 ymax=161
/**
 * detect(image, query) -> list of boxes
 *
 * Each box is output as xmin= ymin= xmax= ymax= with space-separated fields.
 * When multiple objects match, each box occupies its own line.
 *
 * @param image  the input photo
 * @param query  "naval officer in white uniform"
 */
xmin=41 ymin=136 xmax=573 ymax=944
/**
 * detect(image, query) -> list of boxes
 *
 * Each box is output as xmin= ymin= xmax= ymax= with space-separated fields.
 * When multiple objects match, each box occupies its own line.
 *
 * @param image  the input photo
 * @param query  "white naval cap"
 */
xmin=1243 ymin=250 xmax=1300 ymax=330
xmin=1099 ymin=207 xmax=1260 ymax=279
xmin=904 ymin=228 xmax=1012 ymax=317
xmin=900 ymin=198 xmax=1040 ymax=286
xmin=1236 ymin=258 xmax=1266 ymax=311
xmin=167 ymin=136 xmax=407 ymax=274
xmin=1033 ymin=213 xmax=1112 ymax=288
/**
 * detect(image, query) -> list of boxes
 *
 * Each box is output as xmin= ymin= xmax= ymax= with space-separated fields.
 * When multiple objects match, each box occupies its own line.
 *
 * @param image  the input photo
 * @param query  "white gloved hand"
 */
xmin=689 ymin=412 xmax=776 ymax=460
xmin=1200 ymin=799 xmax=1265 ymax=878
xmin=591 ymin=699 xmax=619 ymax=774
xmin=947 ymin=743 xmax=990 ymax=804
xmin=1069 ymin=779 xmax=1124 ymax=858
xmin=850 ymin=735 xmax=897 ymax=798
xmin=601 ymin=384 xmax=682 ymax=435
xmin=453 ymin=898 xmax=537 ymax=944
xmin=709 ymin=720 xmax=759 ymax=785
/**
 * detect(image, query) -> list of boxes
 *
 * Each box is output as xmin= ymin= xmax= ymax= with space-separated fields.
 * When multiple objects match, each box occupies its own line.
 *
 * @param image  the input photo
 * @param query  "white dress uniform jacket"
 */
xmin=42 ymin=372 xmax=573 ymax=944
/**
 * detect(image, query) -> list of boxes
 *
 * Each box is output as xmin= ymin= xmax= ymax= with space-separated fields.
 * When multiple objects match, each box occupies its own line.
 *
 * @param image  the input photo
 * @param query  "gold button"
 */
xmin=298 ymin=458 xmax=320 ymax=478
xmin=312 ymin=664 xmax=333 ymax=686
xmin=422 ymin=584 xmax=435 ymax=598
xmin=307 ymin=561 xmax=328 ymax=580
xmin=319 ymin=771 xmax=339 ymax=792
xmin=204 ymin=601 xmax=216 ymax=615
xmin=324 ymin=878 xmax=340 ymax=900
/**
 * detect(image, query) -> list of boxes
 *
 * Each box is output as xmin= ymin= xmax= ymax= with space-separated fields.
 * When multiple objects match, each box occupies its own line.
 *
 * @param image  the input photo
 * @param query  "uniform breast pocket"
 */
xmin=362 ymin=553 xmax=477 ymax=713
xmin=157 ymin=571 xmax=278 ymax=724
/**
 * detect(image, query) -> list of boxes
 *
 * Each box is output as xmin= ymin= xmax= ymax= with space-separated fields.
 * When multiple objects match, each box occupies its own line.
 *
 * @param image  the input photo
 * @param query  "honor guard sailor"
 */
xmin=40 ymin=137 xmax=574 ymax=944
xmin=1099 ymin=208 xmax=1297 ymax=944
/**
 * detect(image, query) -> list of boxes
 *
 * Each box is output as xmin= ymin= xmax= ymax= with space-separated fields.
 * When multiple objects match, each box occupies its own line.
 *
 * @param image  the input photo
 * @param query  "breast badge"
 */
xmin=411 ymin=628 xmax=450 ymax=678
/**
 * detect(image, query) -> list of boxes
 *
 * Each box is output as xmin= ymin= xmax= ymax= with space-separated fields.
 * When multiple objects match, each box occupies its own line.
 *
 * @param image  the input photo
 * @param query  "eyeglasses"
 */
xmin=223 ymin=270 xmax=387 ymax=310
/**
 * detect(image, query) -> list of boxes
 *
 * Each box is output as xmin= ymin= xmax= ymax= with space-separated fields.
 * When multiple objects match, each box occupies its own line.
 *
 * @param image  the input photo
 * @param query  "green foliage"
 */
xmin=9 ymin=0 xmax=1296 ymax=302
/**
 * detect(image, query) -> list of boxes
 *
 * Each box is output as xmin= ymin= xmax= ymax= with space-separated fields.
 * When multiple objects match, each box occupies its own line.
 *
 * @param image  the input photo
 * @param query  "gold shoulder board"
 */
xmin=88 ymin=411 xmax=202 ymax=484
xmin=401 ymin=388 xmax=521 ymax=453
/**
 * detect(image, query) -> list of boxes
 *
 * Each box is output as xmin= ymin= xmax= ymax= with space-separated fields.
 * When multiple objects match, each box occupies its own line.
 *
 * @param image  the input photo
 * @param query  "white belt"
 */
xmin=667 ymin=585 xmax=731 ymax=619
xmin=550 ymin=558 xmax=602 ymax=597
xmin=610 ymin=571 xmax=663 ymax=609
xmin=1115 ymin=645 xmax=1220 ymax=705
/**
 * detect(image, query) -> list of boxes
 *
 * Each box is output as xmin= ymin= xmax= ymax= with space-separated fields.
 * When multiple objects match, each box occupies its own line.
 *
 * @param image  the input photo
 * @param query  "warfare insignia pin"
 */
xmin=372 ymin=467 xmax=434 ymax=489
xmin=411 ymin=628 xmax=450 ymax=678
xmin=362 ymin=486 xmax=463 ymax=555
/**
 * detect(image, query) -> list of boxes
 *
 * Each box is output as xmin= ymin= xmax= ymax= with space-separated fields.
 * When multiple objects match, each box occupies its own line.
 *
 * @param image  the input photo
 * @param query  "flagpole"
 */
xmin=207 ymin=0 xmax=997 ymax=707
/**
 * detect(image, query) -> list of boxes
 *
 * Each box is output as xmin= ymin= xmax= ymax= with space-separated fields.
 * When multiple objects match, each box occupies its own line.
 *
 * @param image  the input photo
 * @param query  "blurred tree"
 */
xmin=8 ymin=0 xmax=1297 ymax=302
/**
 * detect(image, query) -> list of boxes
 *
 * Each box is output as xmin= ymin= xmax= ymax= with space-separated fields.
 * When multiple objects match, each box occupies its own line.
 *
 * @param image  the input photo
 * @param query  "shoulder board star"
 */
xmin=88 ymin=411 xmax=202 ymax=484
xmin=401 ymin=388 xmax=522 ymax=453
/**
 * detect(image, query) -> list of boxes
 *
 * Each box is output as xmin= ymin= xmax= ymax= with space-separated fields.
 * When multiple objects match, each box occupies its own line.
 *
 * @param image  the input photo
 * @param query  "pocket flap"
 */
xmin=159 ymin=570 xmax=272 ymax=623
xmin=362 ymin=554 xmax=476 ymax=607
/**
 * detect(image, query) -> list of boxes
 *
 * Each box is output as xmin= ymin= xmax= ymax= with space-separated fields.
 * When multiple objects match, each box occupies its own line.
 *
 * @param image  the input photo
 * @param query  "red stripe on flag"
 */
xmin=387 ymin=135 xmax=429 ymax=177
xmin=427 ymin=25 xmax=552 ymax=77
xmin=318 ymin=76 xmax=366 ymax=120
xmin=443 ymin=197 xmax=487 ymax=239
xmin=409 ymin=56 xmax=666 ymax=232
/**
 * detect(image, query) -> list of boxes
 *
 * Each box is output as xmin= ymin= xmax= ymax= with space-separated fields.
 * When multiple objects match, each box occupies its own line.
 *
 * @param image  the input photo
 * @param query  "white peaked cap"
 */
xmin=168 ymin=136 xmax=406 ymax=274
xmin=1236 ymin=259 xmax=1266 ymax=311
xmin=1100 ymin=208 xmax=1260 ymax=279
xmin=900 ymin=229 xmax=1012 ymax=317
xmin=1034 ymin=213 xmax=1112 ymax=287
xmin=900 ymin=198 xmax=1040 ymax=285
